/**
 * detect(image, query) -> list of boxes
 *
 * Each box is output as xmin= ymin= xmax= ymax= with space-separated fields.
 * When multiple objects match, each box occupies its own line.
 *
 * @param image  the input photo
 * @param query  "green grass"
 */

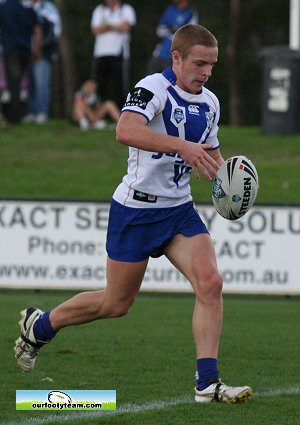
xmin=0 ymin=121 xmax=128 ymax=200
xmin=1 ymin=290 xmax=300 ymax=424
xmin=1 ymin=121 xmax=300 ymax=203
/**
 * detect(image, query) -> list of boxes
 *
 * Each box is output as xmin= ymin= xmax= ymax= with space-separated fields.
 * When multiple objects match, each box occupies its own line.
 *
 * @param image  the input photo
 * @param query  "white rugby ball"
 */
xmin=212 ymin=156 xmax=259 ymax=220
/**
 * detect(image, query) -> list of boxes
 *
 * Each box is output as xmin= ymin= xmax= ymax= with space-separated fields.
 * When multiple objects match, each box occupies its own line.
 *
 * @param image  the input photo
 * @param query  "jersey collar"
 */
xmin=162 ymin=67 xmax=177 ymax=86
xmin=162 ymin=67 xmax=203 ymax=95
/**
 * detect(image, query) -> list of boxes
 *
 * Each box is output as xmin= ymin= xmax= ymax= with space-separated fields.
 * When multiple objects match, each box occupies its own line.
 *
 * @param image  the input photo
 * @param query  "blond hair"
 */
xmin=171 ymin=24 xmax=218 ymax=60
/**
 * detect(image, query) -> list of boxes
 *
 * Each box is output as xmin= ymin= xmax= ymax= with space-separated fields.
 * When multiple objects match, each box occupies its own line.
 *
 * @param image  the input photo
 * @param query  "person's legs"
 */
xmin=165 ymin=233 xmax=252 ymax=403
xmin=30 ymin=58 xmax=51 ymax=120
xmin=15 ymin=257 xmax=148 ymax=371
xmin=73 ymin=102 xmax=97 ymax=124
xmin=4 ymin=50 xmax=30 ymax=123
xmin=50 ymin=257 xmax=148 ymax=330
xmin=107 ymin=56 xmax=124 ymax=109
xmin=93 ymin=57 xmax=109 ymax=101
xmin=96 ymin=100 xmax=120 ymax=123
xmin=165 ymin=233 xmax=223 ymax=361
xmin=94 ymin=56 xmax=124 ymax=109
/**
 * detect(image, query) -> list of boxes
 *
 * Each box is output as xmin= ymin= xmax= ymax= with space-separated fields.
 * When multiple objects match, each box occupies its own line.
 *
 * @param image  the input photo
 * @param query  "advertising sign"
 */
xmin=0 ymin=200 xmax=299 ymax=294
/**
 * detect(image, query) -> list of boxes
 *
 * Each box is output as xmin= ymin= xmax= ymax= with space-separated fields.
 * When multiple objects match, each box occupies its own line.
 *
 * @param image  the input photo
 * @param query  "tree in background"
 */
xmin=228 ymin=0 xmax=242 ymax=126
xmin=52 ymin=0 xmax=76 ymax=118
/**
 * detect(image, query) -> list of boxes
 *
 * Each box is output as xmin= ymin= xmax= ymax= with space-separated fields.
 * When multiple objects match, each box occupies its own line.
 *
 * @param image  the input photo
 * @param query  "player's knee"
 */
xmin=211 ymin=271 xmax=223 ymax=297
xmin=208 ymin=270 xmax=223 ymax=298
xmin=110 ymin=304 xmax=129 ymax=318
xmin=195 ymin=270 xmax=223 ymax=301
xmin=106 ymin=298 xmax=134 ymax=318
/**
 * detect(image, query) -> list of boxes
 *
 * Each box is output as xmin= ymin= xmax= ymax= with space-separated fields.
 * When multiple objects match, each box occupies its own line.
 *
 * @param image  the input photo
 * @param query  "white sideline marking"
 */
xmin=6 ymin=385 xmax=300 ymax=425
xmin=255 ymin=385 xmax=300 ymax=397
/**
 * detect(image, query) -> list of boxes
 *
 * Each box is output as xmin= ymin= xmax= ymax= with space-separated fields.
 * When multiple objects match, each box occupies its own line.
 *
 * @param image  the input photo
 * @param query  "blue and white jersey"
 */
xmin=113 ymin=67 xmax=220 ymax=208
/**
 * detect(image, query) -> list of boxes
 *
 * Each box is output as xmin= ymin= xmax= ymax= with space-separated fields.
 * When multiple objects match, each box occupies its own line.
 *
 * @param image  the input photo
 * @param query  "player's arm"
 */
xmin=116 ymin=111 xmax=219 ymax=181
xmin=32 ymin=24 xmax=43 ymax=60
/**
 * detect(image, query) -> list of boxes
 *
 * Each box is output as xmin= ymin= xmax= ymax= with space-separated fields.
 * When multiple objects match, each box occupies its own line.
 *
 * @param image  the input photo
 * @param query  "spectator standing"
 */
xmin=91 ymin=0 xmax=136 ymax=109
xmin=0 ymin=0 xmax=42 ymax=123
xmin=25 ymin=0 xmax=62 ymax=124
xmin=147 ymin=0 xmax=198 ymax=74
xmin=73 ymin=79 xmax=120 ymax=130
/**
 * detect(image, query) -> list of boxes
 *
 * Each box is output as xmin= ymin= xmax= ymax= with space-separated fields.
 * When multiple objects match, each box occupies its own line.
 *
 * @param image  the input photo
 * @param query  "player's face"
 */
xmin=173 ymin=45 xmax=218 ymax=94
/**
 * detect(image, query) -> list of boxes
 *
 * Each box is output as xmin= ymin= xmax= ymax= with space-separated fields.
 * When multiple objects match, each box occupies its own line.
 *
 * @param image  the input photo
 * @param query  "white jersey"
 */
xmin=113 ymin=67 xmax=220 ymax=208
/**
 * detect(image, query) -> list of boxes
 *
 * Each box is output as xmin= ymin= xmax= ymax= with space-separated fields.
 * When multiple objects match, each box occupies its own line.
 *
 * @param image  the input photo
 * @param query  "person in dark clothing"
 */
xmin=0 ymin=0 xmax=42 ymax=123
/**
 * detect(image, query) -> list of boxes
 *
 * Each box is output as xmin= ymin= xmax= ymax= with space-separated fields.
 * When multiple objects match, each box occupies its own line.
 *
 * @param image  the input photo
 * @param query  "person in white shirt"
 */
xmin=14 ymin=24 xmax=252 ymax=405
xmin=91 ymin=0 xmax=136 ymax=108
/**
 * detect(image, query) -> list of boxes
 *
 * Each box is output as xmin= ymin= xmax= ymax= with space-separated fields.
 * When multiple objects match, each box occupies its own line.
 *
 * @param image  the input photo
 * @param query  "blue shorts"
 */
xmin=106 ymin=199 xmax=209 ymax=262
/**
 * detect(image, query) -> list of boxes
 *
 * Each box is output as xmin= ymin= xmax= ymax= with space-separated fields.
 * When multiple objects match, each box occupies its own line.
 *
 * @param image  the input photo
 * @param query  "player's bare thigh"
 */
xmin=105 ymin=257 xmax=149 ymax=304
xmin=164 ymin=233 xmax=222 ymax=295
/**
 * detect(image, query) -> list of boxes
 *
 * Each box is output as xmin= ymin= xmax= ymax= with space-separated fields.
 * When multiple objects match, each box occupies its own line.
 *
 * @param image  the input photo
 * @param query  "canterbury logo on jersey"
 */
xmin=125 ymin=87 xmax=154 ymax=110
xmin=188 ymin=105 xmax=200 ymax=115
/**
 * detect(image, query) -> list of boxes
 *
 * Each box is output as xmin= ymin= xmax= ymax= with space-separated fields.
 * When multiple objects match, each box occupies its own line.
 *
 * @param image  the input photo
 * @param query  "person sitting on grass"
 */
xmin=73 ymin=78 xmax=120 ymax=130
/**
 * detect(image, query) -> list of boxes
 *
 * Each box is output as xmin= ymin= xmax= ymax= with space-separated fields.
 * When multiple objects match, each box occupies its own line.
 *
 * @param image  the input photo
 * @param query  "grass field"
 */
xmin=1 ymin=122 xmax=300 ymax=424
xmin=1 ymin=120 xmax=300 ymax=203
xmin=1 ymin=290 xmax=300 ymax=425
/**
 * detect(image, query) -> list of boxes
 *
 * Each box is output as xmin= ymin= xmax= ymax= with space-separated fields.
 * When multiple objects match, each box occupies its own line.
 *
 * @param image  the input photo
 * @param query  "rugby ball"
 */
xmin=48 ymin=391 xmax=72 ymax=404
xmin=212 ymin=156 xmax=259 ymax=220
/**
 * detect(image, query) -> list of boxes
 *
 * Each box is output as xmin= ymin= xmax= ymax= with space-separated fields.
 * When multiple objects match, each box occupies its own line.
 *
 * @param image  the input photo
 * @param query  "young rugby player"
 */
xmin=15 ymin=24 xmax=252 ymax=404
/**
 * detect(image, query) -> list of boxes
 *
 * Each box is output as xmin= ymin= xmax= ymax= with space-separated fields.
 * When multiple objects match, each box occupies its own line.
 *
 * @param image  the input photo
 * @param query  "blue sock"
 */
xmin=196 ymin=358 xmax=219 ymax=390
xmin=33 ymin=311 xmax=57 ymax=343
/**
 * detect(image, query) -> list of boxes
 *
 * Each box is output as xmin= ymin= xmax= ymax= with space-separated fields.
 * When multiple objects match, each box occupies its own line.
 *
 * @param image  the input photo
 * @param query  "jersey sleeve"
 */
xmin=121 ymin=75 xmax=165 ymax=122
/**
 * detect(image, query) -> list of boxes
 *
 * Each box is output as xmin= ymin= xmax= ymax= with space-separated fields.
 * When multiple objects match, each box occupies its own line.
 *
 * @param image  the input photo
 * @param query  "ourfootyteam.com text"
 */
xmin=31 ymin=402 xmax=102 ymax=409
xmin=0 ymin=263 xmax=289 ymax=285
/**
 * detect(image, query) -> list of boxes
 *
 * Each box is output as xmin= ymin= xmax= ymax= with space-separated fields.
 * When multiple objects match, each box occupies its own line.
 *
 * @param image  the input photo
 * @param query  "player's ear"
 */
xmin=172 ymin=50 xmax=181 ymax=65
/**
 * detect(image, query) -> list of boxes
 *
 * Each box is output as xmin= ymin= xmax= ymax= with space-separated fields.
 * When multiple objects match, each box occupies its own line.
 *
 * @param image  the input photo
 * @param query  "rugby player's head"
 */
xmin=171 ymin=24 xmax=218 ymax=60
